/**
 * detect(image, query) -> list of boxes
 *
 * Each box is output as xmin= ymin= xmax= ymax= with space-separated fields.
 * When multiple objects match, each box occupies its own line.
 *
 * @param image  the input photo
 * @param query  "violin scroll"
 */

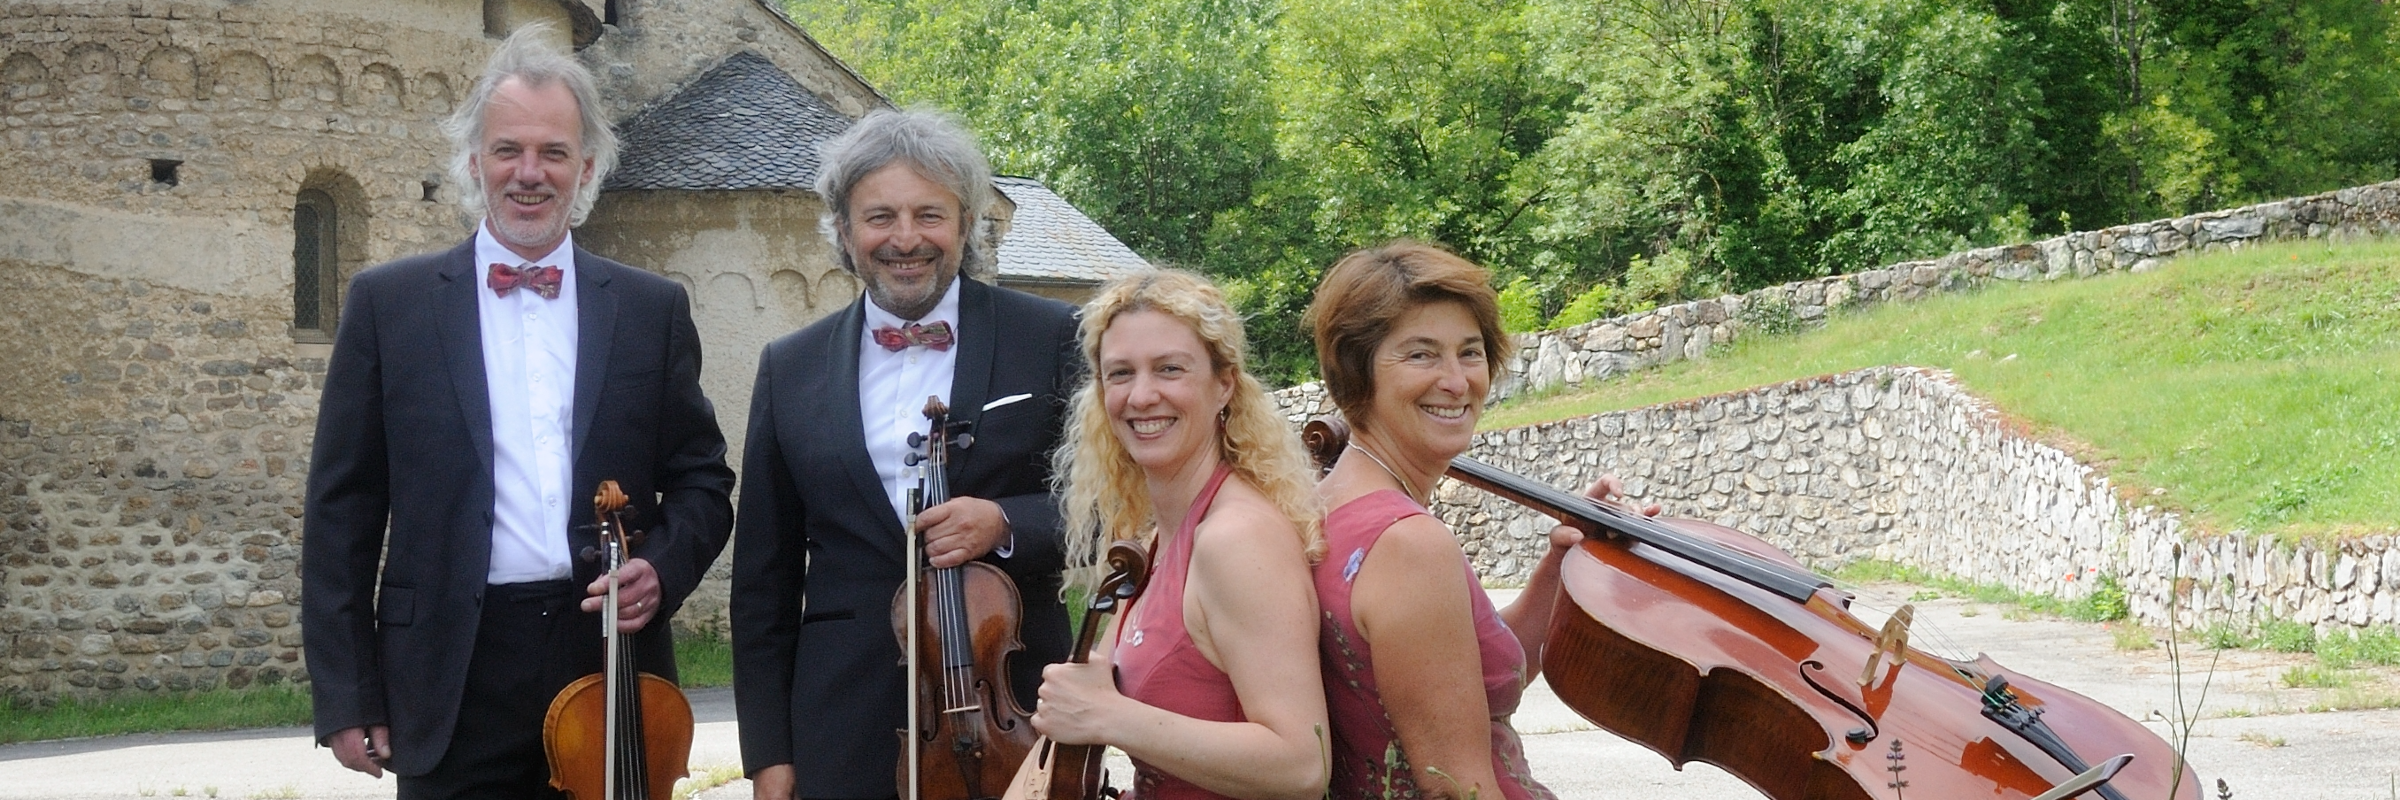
xmin=543 ymin=479 xmax=695 ymax=800
xmin=1006 ymin=539 xmax=1152 ymax=800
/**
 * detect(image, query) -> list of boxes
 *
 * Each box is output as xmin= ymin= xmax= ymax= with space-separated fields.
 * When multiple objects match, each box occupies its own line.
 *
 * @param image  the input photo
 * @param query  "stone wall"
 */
xmin=0 ymin=0 xmax=1039 ymax=705
xmin=582 ymin=0 xmax=883 ymax=124
xmin=1280 ymin=368 xmax=2399 ymax=634
xmin=1484 ymin=180 xmax=2400 ymax=405
xmin=0 ymin=0 xmax=542 ymax=706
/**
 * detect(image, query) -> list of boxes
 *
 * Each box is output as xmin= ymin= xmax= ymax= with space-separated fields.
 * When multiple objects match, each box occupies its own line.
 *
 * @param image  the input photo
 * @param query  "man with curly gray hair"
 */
xmin=303 ymin=24 xmax=733 ymax=798
xmin=732 ymin=109 xmax=1080 ymax=800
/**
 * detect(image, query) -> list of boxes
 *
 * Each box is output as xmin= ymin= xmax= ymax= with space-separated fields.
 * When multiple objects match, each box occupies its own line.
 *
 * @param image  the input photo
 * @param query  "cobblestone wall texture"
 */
xmin=1277 ymin=368 xmax=2399 ymax=635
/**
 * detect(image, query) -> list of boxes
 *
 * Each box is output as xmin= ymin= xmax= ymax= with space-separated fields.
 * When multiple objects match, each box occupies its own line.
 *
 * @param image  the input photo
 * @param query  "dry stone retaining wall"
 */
xmin=1489 ymin=180 xmax=2400 ymax=404
xmin=1277 ymin=369 xmax=2399 ymax=634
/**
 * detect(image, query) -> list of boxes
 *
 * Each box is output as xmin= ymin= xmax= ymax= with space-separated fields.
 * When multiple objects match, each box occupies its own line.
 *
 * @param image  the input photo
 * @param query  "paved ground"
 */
xmin=3 ymin=583 xmax=2394 ymax=799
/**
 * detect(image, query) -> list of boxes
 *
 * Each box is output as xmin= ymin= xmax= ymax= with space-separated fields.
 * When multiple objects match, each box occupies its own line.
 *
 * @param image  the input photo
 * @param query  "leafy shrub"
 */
xmin=2201 ymin=623 xmax=2248 ymax=649
xmin=2067 ymin=574 xmax=2129 ymax=622
xmin=1548 ymin=282 xmax=1612 ymax=330
xmin=1738 ymin=292 xmax=1806 ymax=337
xmin=1496 ymin=277 xmax=1543 ymax=333
xmin=2280 ymin=664 xmax=2350 ymax=689
xmin=2258 ymin=619 xmax=2317 ymax=653
xmin=1620 ymin=249 xmax=1696 ymax=313
xmin=2353 ymin=627 xmax=2400 ymax=666
xmin=2317 ymin=630 xmax=2361 ymax=669
xmin=2313 ymin=628 xmax=2400 ymax=669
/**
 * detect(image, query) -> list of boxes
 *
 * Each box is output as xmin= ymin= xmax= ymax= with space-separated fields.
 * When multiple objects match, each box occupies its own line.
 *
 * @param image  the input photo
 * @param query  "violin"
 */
xmin=1298 ymin=416 xmax=2201 ymax=800
xmin=1004 ymin=539 xmax=1152 ymax=800
xmin=893 ymin=397 xmax=1040 ymax=800
xmin=542 ymin=480 xmax=695 ymax=800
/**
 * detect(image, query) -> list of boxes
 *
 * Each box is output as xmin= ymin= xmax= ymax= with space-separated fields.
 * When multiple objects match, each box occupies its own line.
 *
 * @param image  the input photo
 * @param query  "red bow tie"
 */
xmin=873 ymin=321 xmax=954 ymax=352
xmin=487 ymin=263 xmax=563 ymax=299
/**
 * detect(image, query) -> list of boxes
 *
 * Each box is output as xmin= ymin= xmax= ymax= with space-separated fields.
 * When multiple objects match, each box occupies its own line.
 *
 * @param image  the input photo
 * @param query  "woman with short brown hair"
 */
xmin=1307 ymin=241 xmax=1628 ymax=800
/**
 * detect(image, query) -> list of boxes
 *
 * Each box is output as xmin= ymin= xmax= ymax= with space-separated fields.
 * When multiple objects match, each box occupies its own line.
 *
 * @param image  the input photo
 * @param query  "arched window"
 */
xmin=293 ymin=189 xmax=339 ymax=341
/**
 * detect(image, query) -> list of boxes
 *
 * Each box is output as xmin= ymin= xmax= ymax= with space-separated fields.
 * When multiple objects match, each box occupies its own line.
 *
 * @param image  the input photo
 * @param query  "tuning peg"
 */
xmin=904 ymin=452 xmax=924 ymax=467
xmin=953 ymin=433 xmax=975 ymax=449
xmin=578 ymin=546 xmax=599 ymax=563
xmin=907 ymin=432 xmax=927 ymax=448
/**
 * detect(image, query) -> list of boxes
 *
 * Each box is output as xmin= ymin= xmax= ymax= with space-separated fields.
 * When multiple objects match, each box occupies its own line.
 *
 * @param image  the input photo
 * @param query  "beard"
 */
xmin=857 ymin=242 xmax=962 ymax=320
xmin=481 ymin=169 xmax=580 ymax=254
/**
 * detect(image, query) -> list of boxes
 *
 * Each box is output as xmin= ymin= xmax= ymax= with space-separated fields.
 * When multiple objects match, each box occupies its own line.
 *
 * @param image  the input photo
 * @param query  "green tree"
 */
xmin=1265 ymin=0 xmax=1572 ymax=273
xmin=784 ymin=0 xmax=1280 ymax=268
xmin=781 ymin=0 xmax=2400 ymax=385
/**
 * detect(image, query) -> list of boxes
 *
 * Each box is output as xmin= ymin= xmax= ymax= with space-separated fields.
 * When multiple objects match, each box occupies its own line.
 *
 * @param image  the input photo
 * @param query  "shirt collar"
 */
xmin=861 ymin=276 xmax=963 ymax=334
xmin=475 ymin=223 xmax=577 ymax=273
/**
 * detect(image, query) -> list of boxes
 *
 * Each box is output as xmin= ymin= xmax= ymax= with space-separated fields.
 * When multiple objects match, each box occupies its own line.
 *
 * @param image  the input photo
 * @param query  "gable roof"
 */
xmin=606 ymin=51 xmax=851 ymax=192
xmin=993 ymin=176 xmax=1150 ymax=285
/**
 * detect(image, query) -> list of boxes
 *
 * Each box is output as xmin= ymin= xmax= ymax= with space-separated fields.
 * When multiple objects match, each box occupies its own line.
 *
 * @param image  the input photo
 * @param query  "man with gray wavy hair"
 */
xmin=304 ymin=24 xmax=732 ymax=798
xmin=732 ymin=109 xmax=1079 ymax=800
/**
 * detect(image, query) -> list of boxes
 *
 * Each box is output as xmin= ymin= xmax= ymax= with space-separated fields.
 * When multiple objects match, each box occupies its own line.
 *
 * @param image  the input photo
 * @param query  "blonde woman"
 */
xmin=1030 ymin=270 xmax=1330 ymax=800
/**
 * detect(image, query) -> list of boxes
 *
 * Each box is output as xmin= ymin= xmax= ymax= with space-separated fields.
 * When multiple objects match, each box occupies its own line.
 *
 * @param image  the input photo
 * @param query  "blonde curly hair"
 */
xmin=1054 ymin=269 xmax=1326 ymax=596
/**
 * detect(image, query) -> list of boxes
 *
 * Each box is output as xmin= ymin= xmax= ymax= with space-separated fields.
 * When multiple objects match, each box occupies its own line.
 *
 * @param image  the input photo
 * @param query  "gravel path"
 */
xmin=4 ymin=582 xmax=2393 ymax=799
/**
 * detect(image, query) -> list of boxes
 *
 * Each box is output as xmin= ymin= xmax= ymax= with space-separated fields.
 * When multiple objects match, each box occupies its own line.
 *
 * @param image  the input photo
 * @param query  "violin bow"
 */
xmin=904 ymin=453 xmax=924 ymax=800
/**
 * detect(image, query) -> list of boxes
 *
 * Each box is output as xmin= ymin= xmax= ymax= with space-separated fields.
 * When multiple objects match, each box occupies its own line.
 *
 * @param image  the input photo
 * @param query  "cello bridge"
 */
xmin=1860 ymin=604 xmax=1915 ymax=689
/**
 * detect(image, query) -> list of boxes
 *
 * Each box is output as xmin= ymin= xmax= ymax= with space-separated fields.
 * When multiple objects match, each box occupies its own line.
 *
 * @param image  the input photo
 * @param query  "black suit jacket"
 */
xmin=731 ymin=277 xmax=1080 ymax=796
xmin=301 ymin=239 xmax=735 ymax=777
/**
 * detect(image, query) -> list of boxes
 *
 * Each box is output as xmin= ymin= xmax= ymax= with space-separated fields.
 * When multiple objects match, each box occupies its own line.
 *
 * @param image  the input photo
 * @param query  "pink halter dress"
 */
xmin=1112 ymin=463 xmax=1246 ymax=800
xmin=1314 ymin=489 xmax=1554 ymax=800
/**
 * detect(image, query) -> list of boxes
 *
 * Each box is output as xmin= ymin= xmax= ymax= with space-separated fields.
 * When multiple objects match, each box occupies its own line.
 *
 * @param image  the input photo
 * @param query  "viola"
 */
xmin=1004 ymin=539 xmax=1151 ymax=800
xmin=893 ymin=397 xmax=1040 ymax=800
xmin=542 ymin=480 xmax=695 ymax=800
xmin=1299 ymin=415 xmax=2202 ymax=800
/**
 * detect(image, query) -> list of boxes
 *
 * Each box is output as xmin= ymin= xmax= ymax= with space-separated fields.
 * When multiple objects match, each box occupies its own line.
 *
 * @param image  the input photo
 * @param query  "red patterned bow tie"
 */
xmin=873 ymin=321 xmax=954 ymax=352
xmin=487 ymin=263 xmax=563 ymax=299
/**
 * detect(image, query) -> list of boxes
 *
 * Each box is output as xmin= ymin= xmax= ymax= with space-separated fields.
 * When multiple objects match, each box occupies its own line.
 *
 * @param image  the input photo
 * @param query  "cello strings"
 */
xmin=1816 ymin=570 xmax=1979 ymax=664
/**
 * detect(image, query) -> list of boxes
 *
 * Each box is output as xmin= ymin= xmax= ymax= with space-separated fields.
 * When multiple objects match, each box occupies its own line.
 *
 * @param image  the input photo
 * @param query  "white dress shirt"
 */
xmin=858 ymin=278 xmax=962 ymax=530
xmin=475 ymin=224 xmax=580 ymax=585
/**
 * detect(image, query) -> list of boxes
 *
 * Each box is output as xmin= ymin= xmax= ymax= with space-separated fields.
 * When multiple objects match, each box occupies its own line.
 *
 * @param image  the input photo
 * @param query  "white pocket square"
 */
xmin=982 ymin=393 xmax=1034 ymax=412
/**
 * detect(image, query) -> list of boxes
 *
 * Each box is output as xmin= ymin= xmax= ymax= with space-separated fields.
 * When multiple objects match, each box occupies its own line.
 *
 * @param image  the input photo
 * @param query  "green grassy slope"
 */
xmin=1485 ymin=239 xmax=2400 ymax=540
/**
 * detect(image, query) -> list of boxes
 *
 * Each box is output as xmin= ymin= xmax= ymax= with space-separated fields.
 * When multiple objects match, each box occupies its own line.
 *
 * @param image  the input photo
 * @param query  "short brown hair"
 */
xmin=1304 ymin=240 xmax=1512 ymax=426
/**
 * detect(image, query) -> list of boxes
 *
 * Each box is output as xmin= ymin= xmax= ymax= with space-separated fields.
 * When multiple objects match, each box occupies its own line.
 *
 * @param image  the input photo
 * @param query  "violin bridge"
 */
xmin=1859 ymin=604 xmax=1915 ymax=689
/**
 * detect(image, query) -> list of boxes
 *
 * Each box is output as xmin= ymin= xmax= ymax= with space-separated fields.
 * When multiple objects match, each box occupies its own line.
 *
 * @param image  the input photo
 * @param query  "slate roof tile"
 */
xmin=994 ymin=176 xmax=1150 ymax=285
xmin=607 ymin=51 xmax=850 ymax=191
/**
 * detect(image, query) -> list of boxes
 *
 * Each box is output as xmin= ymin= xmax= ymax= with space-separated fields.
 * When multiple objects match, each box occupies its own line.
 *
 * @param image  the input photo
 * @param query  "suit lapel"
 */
xmin=570 ymin=248 xmax=618 ymax=468
xmin=824 ymin=298 xmax=907 ymax=545
xmin=944 ymin=278 xmax=997 ymax=487
xmin=435 ymin=241 xmax=496 ymax=478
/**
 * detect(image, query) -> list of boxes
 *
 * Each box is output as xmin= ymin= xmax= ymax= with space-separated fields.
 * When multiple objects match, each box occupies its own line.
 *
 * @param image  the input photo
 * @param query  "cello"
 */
xmin=894 ymin=397 xmax=1041 ymax=800
xmin=1301 ymin=417 xmax=2203 ymax=800
xmin=542 ymin=480 xmax=696 ymax=800
xmin=1004 ymin=539 xmax=1152 ymax=800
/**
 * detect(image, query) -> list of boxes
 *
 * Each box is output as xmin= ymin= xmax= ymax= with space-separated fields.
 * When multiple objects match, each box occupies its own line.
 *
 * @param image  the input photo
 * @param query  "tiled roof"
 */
xmin=606 ymin=51 xmax=851 ymax=191
xmin=993 ymin=176 xmax=1150 ymax=285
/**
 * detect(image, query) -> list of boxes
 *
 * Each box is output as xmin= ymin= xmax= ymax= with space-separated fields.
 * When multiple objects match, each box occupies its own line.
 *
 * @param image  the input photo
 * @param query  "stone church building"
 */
xmin=0 ymin=0 xmax=1147 ymax=704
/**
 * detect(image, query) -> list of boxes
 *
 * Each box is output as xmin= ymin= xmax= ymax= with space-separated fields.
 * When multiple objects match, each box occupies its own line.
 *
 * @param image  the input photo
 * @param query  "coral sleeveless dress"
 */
xmin=1314 ymin=490 xmax=1554 ymax=800
xmin=1113 ymin=464 xmax=1245 ymax=800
